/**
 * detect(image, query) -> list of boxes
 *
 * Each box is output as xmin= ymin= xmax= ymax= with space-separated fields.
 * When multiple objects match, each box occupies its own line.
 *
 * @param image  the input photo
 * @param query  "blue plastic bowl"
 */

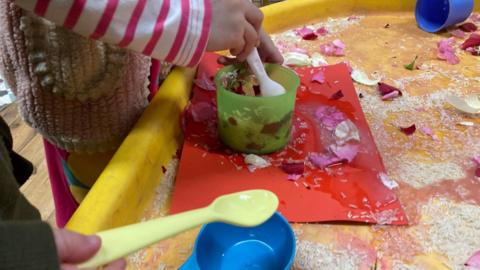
xmin=179 ymin=212 xmax=296 ymax=270
xmin=415 ymin=0 xmax=474 ymax=32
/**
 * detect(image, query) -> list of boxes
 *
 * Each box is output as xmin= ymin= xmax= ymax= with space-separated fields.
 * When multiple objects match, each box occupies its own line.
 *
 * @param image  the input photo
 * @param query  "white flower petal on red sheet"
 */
xmin=311 ymin=53 xmax=328 ymax=67
xmin=378 ymin=172 xmax=399 ymax=190
xmin=329 ymin=143 xmax=359 ymax=163
xmin=244 ymin=154 xmax=270 ymax=172
xmin=335 ymin=119 xmax=361 ymax=145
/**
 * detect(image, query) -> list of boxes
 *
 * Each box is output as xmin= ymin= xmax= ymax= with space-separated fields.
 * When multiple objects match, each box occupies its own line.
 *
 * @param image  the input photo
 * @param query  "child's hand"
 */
xmin=207 ymin=0 xmax=264 ymax=61
xmin=53 ymin=228 xmax=126 ymax=269
xmin=218 ymin=29 xmax=284 ymax=65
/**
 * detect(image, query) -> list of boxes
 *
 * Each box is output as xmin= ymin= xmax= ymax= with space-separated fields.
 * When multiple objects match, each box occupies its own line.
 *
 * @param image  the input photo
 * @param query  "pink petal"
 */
xmin=466 ymin=250 xmax=480 ymax=267
xmin=378 ymin=82 xmax=403 ymax=96
xmin=421 ymin=127 xmax=438 ymax=141
xmin=473 ymin=156 xmax=480 ymax=165
xmin=314 ymin=105 xmax=346 ymax=130
xmin=281 ymin=162 xmax=305 ymax=175
xmin=348 ymin=15 xmax=360 ymax=21
xmin=330 ymin=90 xmax=344 ymax=100
xmin=330 ymin=143 xmax=359 ymax=163
xmin=471 ymin=13 xmax=480 ymax=22
xmin=312 ymin=71 xmax=326 ymax=84
xmin=309 ymin=152 xmax=344 ymax=169
xmin=316 ymin=27 xmax=329 ymax=36
xmin=381 ymin=90 xmax=401 ymax=100
xmin=332 ymin=39 xmax=346 ymax=49
xmin=194 ymin=73 xmax=216 ymax=91
xmin=287 ymin=174 xmax=302 ymax=181
xmin=295 ymin=27 xmax=318 ymax=40
xmin=400 ymin=124 xmax=416 ymax=135
xmin=451 ymin=29 xmax=466 ymax=38
xmin=459 ymin=22 xmax=478 ymax=32
xmin=437 ymin=38 xmax=460 ymax=64
xmin=190 ymin=102 xmax=216 ymax=122
xmin=445 ymin=53 xmax=460 ymax=65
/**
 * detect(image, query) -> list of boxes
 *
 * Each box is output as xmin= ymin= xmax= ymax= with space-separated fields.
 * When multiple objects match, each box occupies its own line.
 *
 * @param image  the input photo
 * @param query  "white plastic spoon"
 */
xmin=246 ymin=48 xmax=286 ymax=97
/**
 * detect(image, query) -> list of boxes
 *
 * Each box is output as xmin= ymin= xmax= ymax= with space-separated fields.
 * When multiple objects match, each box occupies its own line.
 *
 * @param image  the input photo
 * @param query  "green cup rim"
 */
xmin=214 ymin=64 xmax=300 ymax=101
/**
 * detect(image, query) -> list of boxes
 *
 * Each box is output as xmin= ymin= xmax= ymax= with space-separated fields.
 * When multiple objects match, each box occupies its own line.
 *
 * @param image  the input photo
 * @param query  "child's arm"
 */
xmin=14 ymin=0 xmax=212 ymax=67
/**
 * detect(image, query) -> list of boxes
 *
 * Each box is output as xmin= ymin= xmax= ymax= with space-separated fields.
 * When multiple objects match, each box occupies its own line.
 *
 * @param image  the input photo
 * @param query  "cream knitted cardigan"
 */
xmin=0 ymin=1 xmax=153 ymax=153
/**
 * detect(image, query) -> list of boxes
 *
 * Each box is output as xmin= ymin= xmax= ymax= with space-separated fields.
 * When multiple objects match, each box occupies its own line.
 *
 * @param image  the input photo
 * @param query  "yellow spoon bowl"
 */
xmin=79 ymin=189 xmax=279 ymax=269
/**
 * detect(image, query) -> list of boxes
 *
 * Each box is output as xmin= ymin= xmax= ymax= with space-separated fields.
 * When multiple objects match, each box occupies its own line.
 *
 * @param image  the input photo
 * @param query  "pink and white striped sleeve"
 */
xmin=14 ymin=0 xmax=212 ymax=67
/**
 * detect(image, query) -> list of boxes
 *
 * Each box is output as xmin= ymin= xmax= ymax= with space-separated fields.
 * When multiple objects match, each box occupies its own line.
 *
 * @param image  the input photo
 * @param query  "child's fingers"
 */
xmin=236 ymin=23 xmax=258 ymax=61
xmin=244 ymin=1 xmax=264 ymax=32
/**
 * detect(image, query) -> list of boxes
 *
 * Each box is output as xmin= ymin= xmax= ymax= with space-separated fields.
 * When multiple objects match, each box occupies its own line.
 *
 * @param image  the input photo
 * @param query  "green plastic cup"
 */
xmin=215 ymin=64 xmax=300 ymax=154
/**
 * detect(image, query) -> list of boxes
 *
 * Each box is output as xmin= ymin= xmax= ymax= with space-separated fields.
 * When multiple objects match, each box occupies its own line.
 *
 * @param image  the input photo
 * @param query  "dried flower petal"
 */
xmin=421 ymin=127 xmax=438 ymax=141
xmin=281 ymin=162 xmax=305 ymax=175
xmin=309 ymin=152 xmax=344 ymax=169
xmin=351 ymin=69 xmax=380 ymax=86
xmin=244 ymin=154 xmax=270 ymax=172
xmin=459 ymin=22 xmax=478 ymax=32
xmin=466 ymin=250 xmax=480 ymax=268
xmin=437 ymin=38 xmax=460 ymax=65
xmin=283 ymin=52 xmax=311 ymax=66
xmin=335 ymin=119 xmax=360 ymax=145
xmin=379 ymin=172 xmax=399 ymax=190
xmin=458 ymin=121 xmax=474 ymax=126
xmin=312 ymin=70 xmax=326 ymax=84
xmin=191 ymin=102 xmax=216 ymax=122
xmin=400 ymin=124 xmax=416 ymax=135
xmin=320 ymin=39 xmax=346 ymax=56
xmin=316 ymin=27 xmax=329 ymax=36
xmin=381 ymin=90 xmax=401 ymax=100
xmin=330 ymin=143 xmax=359 ymax=163
xmin=194 ymin=73 xmax=216 ymax=91
xmin=311 ymin=53 xmax=328 ymax=67
xmin=461 ymin=33 xmax=480 ymax=49
xmin=287 ymin=174 xmax=302 ymax=181
xmin=315 ymin=105 xmax=346 ymax=130
xmin=451 ymin=29 xmax=466 ymax=38
xmin=330 ymin=90 xmax=344 ymax=100
xmin=295 ymin=27 xmax=318 ymax=40
xmin=473 ymin=156 xmax=480 ymax=166
xmin=471 ymin=13 xmax=480 ymax=22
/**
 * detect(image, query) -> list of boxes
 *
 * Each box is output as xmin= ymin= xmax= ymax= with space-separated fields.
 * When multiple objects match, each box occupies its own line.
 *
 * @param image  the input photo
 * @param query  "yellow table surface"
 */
xmin=67 ymin=0 xmax=480 ymax=269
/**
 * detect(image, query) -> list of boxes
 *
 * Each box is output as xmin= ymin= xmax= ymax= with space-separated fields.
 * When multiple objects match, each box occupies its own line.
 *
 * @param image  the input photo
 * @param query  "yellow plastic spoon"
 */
xmin=79 ymin=189 xmax=279 ymax=269
xmin=446 ymin=95 xmax=480 ymax=114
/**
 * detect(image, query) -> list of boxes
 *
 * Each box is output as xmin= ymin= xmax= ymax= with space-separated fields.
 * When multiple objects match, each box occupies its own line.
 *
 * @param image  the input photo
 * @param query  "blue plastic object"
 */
xmin=179 ymin=212 xmax=296 ymax=270
xmin=415 ymin=0 xmax=474 ymax=32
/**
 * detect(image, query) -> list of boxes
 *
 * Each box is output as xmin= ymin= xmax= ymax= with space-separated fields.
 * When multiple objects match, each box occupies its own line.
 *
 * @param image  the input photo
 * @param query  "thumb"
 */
xmin=53 ymin=229 xmax=101 ymax=264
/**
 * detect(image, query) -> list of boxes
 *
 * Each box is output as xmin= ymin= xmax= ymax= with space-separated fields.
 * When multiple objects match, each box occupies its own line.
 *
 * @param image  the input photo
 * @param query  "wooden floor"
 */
xmin=1 ymin=104 xmax=56 ymax=225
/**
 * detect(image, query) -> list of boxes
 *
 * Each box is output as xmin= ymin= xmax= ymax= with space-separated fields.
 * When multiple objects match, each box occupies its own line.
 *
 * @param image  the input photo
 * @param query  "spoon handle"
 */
xmin=246 ymin=48 xmax=268 ymax=81
xmin=79 ymin=207 xmax=214 ymax=269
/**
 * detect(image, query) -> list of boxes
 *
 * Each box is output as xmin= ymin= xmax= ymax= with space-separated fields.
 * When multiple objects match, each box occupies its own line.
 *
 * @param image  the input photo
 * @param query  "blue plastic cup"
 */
xmin=415 ymin=0 xmax=474 ymax=32
xmin=179 ymin=212 xmax=296 ymax=270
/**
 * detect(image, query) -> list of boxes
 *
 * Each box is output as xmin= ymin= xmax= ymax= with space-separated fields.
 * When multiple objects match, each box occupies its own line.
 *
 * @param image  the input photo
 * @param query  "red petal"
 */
xmin=459 ymin=22 xmax=478 ymax=32
xmin=461 ymin=33 xmax=480 ymax=50
xmin=400 ymin=124 xmax=416 ymax=135
xmin=296 ymin=27 xmax=318 ymax=40
xmin=476 ymin=168 xmax=480 ymax=178
xmin=281 ymin=162 xmax=305 ymax=175
xmin=316 ymin=27 xmax=329 ymax=36
xmin=378 ymin=82 xmax=403 ymax=96
xmin=330 ymin=90 xmax=344 ymax=100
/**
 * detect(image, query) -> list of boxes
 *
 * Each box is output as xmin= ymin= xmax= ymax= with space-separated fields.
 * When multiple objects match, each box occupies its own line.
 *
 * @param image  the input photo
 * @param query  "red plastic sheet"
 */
xmin=171 ymin=53 xmax=407 ymax=225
